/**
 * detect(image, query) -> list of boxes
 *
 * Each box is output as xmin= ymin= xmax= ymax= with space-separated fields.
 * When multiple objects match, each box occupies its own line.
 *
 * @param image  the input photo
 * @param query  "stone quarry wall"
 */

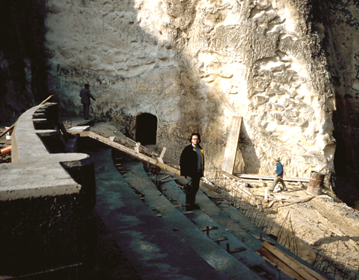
xmin=44 ymin=0 xmax=336 ymax=179
xmin=311 ymin=0 xmax=359 ymax=204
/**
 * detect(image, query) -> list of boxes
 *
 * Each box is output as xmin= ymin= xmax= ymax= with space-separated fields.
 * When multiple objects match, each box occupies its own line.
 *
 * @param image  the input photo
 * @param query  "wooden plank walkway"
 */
xmin=234 ymin=173 xmax=309 ymax=183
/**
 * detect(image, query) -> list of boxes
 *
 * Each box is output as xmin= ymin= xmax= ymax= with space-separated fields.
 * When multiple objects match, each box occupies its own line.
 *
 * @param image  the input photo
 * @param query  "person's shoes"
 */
xmin=186 ymin=205 xmax=193 ymax=211
xmin=191 ymin=204 xmax=200 ymax=210
xmin=283 ymin=188 xmax=288 ymax=191
xmin=268 ymin=189 xmax=273 ymax=193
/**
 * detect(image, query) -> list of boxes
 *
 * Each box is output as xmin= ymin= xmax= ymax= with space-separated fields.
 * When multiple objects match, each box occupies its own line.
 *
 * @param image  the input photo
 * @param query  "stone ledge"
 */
xmin=0 ymin=103 xmax=95 ymax=278
xmin=0 ymin=103 xmax=90 ymax=201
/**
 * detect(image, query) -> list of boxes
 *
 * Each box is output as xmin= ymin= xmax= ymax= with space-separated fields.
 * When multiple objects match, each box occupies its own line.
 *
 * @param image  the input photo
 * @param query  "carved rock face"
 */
xmin=316 ymin=0 xmax=359 ymax=204
xmin=41 ymin=0 xmax=339 ymax=179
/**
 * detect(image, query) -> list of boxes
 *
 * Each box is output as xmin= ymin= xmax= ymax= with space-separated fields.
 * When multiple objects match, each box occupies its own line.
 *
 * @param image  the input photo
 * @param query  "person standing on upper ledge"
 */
xmin=80 ymin=84 xmax=96 ymax=120
xmin=269 ymin=157 xmax=288 ymax=192
xmin=180 ymin=133 xmax=205 ymax=211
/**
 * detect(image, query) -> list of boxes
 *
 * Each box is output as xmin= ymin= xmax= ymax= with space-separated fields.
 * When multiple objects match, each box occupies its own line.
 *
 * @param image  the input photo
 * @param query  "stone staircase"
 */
xmin=92 ymin=148 xmax=292 ymax=280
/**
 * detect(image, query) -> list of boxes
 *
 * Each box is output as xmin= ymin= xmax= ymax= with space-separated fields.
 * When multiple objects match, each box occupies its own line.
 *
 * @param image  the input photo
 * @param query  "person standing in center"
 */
xmin=180 ymin=133 xmax=204 ymax=210
xmin=80 ymin=84 xmax=96 ymax=120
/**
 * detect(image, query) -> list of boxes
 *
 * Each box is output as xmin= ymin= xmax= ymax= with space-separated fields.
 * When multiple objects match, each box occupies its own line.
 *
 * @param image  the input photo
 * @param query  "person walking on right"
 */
xmin=269 ymin=157 xmax=288 ymax=192
xmin=80 ymin=84 xmax=96 ymax=120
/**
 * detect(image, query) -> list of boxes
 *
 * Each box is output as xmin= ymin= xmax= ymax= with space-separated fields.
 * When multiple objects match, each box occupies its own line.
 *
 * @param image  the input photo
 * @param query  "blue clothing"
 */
xmin=275 ymin=162 xmax=283 ymax=176
xmin=270 ymin=161 xmax=287 ymax=191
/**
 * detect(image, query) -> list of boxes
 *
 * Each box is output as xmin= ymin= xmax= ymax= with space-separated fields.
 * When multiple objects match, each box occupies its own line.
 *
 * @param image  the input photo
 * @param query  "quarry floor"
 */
xmin=1 ymin=119 xmax=359 ymax=279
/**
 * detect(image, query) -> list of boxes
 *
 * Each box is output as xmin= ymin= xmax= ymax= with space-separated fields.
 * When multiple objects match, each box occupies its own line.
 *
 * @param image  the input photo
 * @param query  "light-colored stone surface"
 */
xmin=0 ymin=104 xmax=89 ymax=200
xmin=45 ymin=0 xmax=336 ymax=179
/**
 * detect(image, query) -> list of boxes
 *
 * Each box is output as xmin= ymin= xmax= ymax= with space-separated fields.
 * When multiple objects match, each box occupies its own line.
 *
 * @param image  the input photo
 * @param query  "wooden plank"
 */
xmin=39 ymin=95 xmax=54 ymax=105
xmin=274 ymin=196 xmax=315 ymax=209
xmin=234 ymin=173 xmax=309 ymax=183
xmin=76 ymin=132 xmax=224 ymax=198
xmin=257 ymin=247 xmax=305 ymax=280
xmin=222 ymin=116 xmax=242 ymax=174
xmin=262 ymin=241 xmax=326 ymax=280
xmin=80 ymin=131 xmax=180 ymax=175
xmin=67 ymin=126 xmax=90 ymax=134
xmin=158 ymin=147 xmax=167 ymax=163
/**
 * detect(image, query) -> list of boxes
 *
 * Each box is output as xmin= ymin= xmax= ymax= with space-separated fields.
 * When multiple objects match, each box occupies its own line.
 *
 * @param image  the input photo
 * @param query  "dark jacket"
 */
xmin=180 ymin=144 xmax=204 ymax=177
xmin=80 ymin=88 xmax=95 ymax=105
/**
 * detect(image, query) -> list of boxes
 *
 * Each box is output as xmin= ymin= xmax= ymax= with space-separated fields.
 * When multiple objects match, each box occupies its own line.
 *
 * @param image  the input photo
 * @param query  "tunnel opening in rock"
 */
xmin=135 ymin=113 xmax=157 ymax=145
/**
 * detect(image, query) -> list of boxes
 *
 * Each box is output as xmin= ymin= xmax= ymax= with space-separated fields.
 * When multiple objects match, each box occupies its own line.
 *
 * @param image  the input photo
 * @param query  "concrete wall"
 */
xmin=0 ymin=103 xmax=95 ymax=278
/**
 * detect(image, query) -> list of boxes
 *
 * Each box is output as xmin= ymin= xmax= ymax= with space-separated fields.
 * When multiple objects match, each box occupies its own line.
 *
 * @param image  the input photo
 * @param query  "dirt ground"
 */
xmin=248 ymin=185 xmax=359 ymax=279
xmin=1 ymin=121 xmax=359 ymax=279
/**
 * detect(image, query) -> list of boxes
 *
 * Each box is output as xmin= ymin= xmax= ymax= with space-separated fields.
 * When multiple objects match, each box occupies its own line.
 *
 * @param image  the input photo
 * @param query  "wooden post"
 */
xmin=135 ymin=142 xmax=141 ymax=153
xmin=222 ymin=116 xmax=242 ymax=174
xmin=158 ymin=147 xmax=167 ymax=163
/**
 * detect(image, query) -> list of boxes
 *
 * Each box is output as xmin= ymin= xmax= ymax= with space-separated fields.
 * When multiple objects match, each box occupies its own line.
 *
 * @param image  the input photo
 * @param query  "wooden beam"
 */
xmin=262 ymin=241 xmax=326 ymax=280
xmin=222 ymin=116 xmax=242 ymax=174
xmin=158 ymin=147 xmax=167 ymax=163
xmin=39 ymin=95 xmax=54 ymax=105
xmin=274 ymin=196 xmax=314 ymax=209
xmin=135 ymin=142 xmax=141 ymax=153
xmin=79 ymin=131 xmax=180 ymax=175
xmin=257 ymin=247 xmax=305 ymax=280
xmin=234 ymin=173 xmax=309 ymax=183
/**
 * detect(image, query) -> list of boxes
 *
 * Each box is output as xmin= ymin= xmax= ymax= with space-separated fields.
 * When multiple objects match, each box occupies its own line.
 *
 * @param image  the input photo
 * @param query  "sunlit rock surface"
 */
xmin=1 ymin=0 xmax=358 ymax=200
xmin=44 ymin=0 xmax=337 ymax=179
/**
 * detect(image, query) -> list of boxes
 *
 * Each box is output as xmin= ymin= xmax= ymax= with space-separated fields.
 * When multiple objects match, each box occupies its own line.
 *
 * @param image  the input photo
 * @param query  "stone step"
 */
xmin=92 ymin=149 xmax=225 ymax=280
xmin=156 ymin=174 xmax=291 ymax=280
xmin=120 ymin=161 xmax=262 ymax=280
xmin=203 ymin=188 xmax=327 ymax=276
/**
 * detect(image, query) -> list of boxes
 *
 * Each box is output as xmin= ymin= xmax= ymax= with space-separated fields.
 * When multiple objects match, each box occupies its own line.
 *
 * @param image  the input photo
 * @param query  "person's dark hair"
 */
xmin=189 ymin=132 xmax=201 ymax=143
xmin=85 ymin=84 xmax=90 ymax=88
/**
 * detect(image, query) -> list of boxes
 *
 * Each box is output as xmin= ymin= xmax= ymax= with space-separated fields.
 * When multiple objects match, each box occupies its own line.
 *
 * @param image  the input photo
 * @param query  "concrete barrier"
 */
xmin=0 ymin=103 xmax=95 ymax=278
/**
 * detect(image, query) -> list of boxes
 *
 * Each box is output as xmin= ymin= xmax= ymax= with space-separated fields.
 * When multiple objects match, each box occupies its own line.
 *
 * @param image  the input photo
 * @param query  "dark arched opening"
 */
xmin=136 ymin=113 xmax=157 ymax=145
